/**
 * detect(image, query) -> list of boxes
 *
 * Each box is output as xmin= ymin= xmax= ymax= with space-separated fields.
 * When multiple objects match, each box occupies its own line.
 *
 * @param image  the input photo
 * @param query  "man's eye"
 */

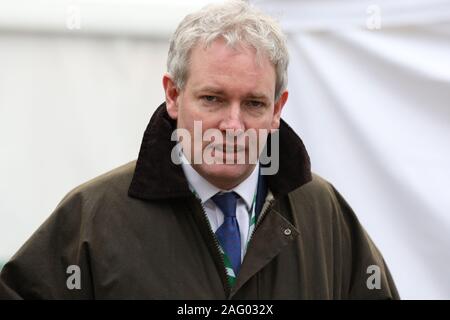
xmin=246 ymin=100 xmax=265 ymax=108
xmin=201 ymin=96 xmax=219 ymax=103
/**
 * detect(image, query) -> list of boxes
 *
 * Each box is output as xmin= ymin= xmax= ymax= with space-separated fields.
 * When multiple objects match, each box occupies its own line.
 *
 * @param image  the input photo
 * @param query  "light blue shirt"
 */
xmin=178 ymin=148 xmax=259 ymax=260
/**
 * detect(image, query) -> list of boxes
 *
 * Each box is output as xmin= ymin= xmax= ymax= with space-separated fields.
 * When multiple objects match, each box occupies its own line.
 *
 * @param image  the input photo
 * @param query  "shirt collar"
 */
xmin=178 ymin=145 xmax=259 ymax=210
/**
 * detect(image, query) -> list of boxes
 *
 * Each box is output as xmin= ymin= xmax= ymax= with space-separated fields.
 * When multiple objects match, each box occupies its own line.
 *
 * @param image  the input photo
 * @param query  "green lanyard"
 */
xmin=191 ymin=189 xmax=258 ymax=286
xmin=245 ymin=192 xmax=257 ymax=255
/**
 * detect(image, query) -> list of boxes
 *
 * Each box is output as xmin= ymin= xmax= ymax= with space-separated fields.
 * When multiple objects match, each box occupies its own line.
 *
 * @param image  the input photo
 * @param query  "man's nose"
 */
xmin=218 ymin=103 xmax=245 ymax=131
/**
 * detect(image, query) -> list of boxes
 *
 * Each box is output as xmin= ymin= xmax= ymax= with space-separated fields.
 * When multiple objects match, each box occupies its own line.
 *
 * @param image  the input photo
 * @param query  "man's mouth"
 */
xmin=209 ymin=144 xmax=246 ymax=153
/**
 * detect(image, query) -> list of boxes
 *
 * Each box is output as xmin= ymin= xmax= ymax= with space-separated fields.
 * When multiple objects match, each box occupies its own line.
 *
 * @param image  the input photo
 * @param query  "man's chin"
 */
xmin=193 ymin=163 xmax=256 ymax=189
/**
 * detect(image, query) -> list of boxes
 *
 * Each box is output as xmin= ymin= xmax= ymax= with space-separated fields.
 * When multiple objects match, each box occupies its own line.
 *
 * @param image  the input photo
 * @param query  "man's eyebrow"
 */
xmin=195 ymin=87 xmax=270 ymax=101
xmin=244 ymin=93 xmax=270 ymax=101
xmin=194 ymin=87 xmax=226 ymax=95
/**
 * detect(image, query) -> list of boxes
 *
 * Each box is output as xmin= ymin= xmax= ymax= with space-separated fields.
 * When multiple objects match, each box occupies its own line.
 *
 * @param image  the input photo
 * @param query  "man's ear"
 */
xmin=271 ymin=90 xmax=288 ymax=131
xmin=163 ymin=73 xmax=180 ymax=120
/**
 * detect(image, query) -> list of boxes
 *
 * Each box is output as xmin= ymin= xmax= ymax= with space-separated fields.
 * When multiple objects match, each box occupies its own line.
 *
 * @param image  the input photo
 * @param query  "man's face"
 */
xmin=164 ymin=38 xmax=288 ymax=190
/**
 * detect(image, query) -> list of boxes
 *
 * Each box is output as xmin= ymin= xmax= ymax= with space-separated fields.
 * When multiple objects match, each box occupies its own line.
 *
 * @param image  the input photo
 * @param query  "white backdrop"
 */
xmin=1 ymin=0 xmax=449 ymax=299
xmin=256 ymin=0 xmax=450 ymax=299
xmin=0 ymin=0 xmax=214 ymax=269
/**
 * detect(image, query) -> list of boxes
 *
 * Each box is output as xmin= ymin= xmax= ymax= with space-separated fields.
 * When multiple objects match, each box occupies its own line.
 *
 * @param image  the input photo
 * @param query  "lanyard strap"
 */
xmin=191 ymin=188 xmax=257 ymax=286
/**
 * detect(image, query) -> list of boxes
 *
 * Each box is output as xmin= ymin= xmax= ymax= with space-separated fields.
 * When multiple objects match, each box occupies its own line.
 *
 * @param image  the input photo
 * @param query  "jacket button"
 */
xmin=284 ymin=228 xmax=292 ymax=236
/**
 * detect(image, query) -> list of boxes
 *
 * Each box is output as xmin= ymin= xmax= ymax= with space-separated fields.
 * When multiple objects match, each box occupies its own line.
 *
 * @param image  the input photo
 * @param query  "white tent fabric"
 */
xmin=0 ymin=34 xmax=169 ymax=265
xmin=0 ymin=0 xmax=221 ymax=267
xmin=255 ymin=0 xmax=450 ymax=299
xmin=0 ymin=0 xmax=219 ymax=270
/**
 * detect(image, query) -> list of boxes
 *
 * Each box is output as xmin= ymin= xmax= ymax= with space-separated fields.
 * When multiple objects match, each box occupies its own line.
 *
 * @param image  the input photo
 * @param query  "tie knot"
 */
xmin=211 ymin=191 xmax=239 ymax=217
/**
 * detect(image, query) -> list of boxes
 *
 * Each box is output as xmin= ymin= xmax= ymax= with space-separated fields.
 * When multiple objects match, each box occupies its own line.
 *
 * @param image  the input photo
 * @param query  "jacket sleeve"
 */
xmin=330 ymin=184 xmax=400 ymax=300
xmin=0 ymin=190 xmax=95 ymax=299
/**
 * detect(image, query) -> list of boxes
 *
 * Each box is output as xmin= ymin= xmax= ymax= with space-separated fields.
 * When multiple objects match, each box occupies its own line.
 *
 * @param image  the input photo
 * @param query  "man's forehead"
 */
xmin=184 ymin=39 xmax=276 ymax=99
xmin=190 ymin=38 xmax=272 ymax=68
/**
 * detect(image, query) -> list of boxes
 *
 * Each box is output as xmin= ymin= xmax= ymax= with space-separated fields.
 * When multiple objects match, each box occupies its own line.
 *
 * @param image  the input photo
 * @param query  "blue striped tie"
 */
xmin=212 ymin=191 xmax=241 ymax=276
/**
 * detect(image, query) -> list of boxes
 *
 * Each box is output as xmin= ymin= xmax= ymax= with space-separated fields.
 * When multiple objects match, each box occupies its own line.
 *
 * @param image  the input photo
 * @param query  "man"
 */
xmin=0 ymin=0 xmax=399 ymax=299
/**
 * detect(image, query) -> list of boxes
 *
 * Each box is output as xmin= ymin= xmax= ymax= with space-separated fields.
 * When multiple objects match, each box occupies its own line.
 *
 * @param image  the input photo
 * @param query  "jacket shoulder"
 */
xmin=288 ymin=172 xmax=364 ymax=238
xmin=0 ymin=161 xmax=138 ymax=299
xmin=288 ymin=172 xmax=341 ymax=212
xmin=45 ymin=160 xmax=138 ymax=230
xmin=59 ymin=160 xmax=137 ymax=208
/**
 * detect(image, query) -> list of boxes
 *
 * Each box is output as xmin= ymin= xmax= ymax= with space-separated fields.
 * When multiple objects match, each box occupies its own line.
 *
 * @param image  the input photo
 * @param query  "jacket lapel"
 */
xmin=230 ymin=203 xmax=301 ymax=298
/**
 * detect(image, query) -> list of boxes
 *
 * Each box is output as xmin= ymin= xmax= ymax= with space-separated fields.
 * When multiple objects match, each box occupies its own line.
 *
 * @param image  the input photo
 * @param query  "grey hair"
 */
xmin=167 ymin=0 xmax=289 ymax=101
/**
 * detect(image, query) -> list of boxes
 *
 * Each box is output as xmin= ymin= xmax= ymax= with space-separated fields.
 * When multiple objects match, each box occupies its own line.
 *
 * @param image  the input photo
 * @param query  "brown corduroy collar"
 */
xmin=128 ymin=102 xmax=312 ymax=201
